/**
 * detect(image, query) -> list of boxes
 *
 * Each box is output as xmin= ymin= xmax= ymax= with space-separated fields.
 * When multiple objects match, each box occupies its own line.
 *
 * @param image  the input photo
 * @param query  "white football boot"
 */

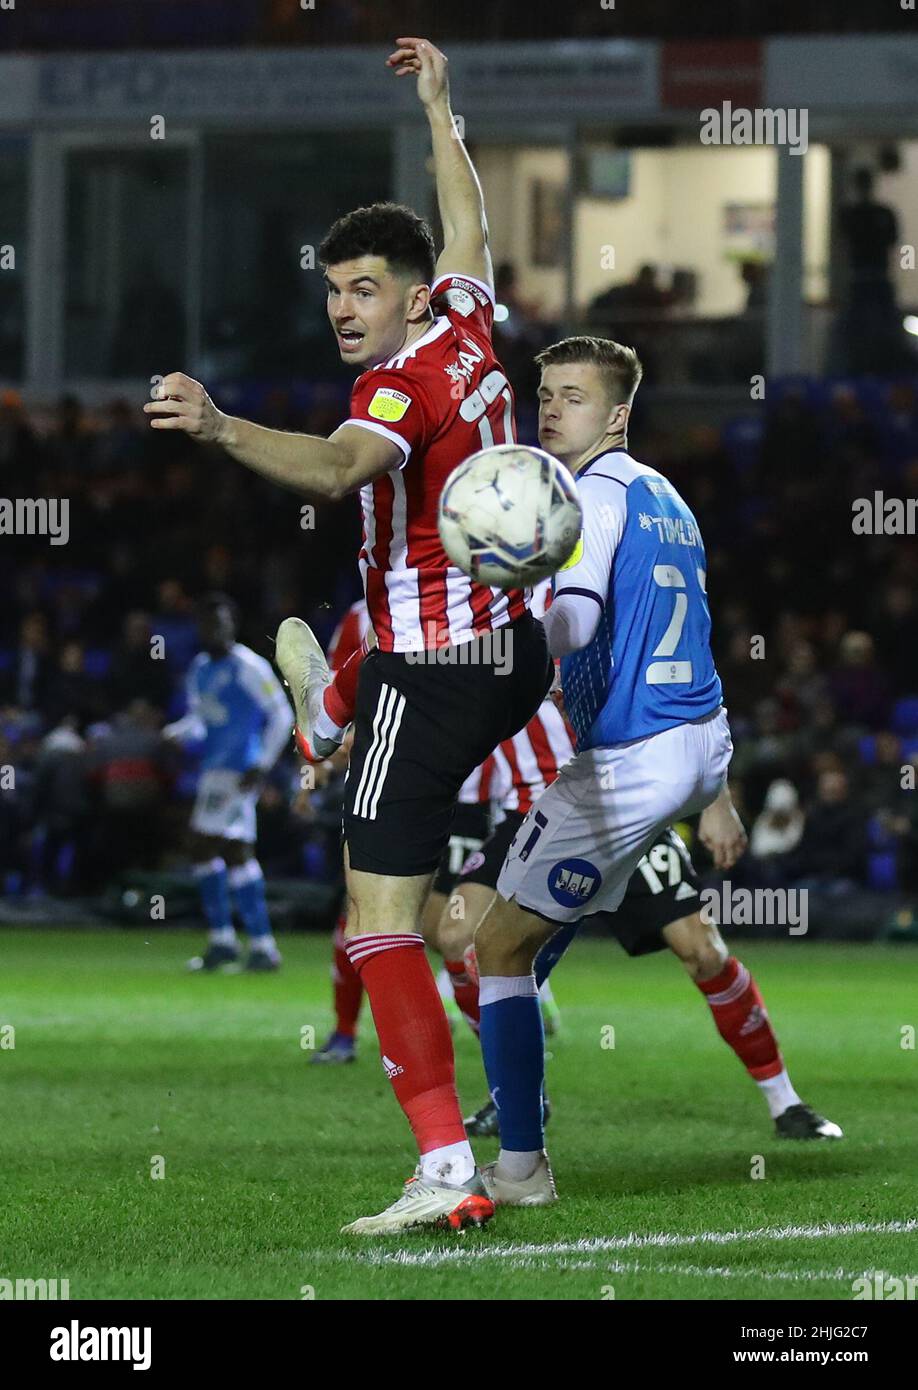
xmin=341 ymin=1171 xmax=495 ymax=1236
xmin=481 ymin=1152 xmax=558 ymax=1207
xmin=274 ymin=617 xmax=341 ymax=761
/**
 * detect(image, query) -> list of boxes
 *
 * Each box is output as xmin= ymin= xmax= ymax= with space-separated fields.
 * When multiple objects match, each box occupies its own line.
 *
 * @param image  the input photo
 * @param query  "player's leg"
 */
xmin=313 ymin=911 xmax=362 ymax=1063
xmin=664 ymin=912 xmax=843 ymax=1139
xmin=276 ymin=617 xmax=360 ymax=761
xmin=474 ymin=891 xmax=562 ymax=1201
xmin=188 ymin=829 xmax=238 ymax=970
xmin=220 ymin=803 xmax=281 ymax=970
xmin=438 ymin=880 xmax=497 ymax=1036
xmin=310 ymin=613 xmax=550 ymax=1232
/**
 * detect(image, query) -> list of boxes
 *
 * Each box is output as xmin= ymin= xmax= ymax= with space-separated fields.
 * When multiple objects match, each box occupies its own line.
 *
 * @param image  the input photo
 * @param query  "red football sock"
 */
xmin=696 ymin=956 xmax=784 ymax=1080
xmin=444 ymin=957 xmax=481 ymax=1036
xmin=324 ymin=647 xmax=361 ymax=728
xmin=345 ymin=933 xmax=467 ymax=1154
xmin=332 ymin=916 xmax=363 ymax=1038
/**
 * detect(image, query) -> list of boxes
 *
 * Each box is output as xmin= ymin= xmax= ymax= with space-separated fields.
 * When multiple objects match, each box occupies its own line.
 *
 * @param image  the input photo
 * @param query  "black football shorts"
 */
xmin=343 ymin=613 xmax=552 ymax=877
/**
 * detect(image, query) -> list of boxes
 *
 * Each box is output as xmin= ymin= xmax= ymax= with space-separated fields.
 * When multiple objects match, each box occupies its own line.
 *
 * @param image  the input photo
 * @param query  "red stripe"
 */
xmin=500 ymin=737 xmax=526 ymax=812
xmin=526 ymin=712 xmax=562 ymax=790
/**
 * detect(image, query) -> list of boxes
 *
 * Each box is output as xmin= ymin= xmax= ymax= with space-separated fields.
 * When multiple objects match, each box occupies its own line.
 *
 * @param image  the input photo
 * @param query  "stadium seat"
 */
xmin=858 ymin=734 xmax=877 ymax=766
xmin=867 ymin=813 xmax=896 ymax=851
xmin=867 ymin=851 xmax=899 ymax=892
xmin=721 ymin=415 xmax=763 ymax=473
xmin=83 ymin=649 xmax=113 ymax=680
xmin=891 ymin=696 xmax=918 ymax=738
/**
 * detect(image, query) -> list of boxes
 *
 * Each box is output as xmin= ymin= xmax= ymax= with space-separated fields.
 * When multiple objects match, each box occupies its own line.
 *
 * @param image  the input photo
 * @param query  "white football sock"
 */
xmin=313 ymin=705 xmax=347 ymax=744
xmin=497 ymin=1148 xmax=542 ymax=1181
xmin=420 ymin=1140 xmax=476 ymax=1188
xmin=249 ymin=935 xmax=278 ymax=955
xmin=757 ymin=1067 xmax=802 ymax=1119
xmin=208 ymin=927 xmax=237 ymax=946
xmin=436 ymin=967 xmax=455 ymax=1002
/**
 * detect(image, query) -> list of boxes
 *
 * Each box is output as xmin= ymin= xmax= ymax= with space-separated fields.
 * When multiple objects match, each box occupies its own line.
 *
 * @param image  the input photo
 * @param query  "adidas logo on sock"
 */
xmin=740 ymin=1005 xmax=766 ymax=1035
xmin=382 ymin=1055 xmax=404 ymax=1078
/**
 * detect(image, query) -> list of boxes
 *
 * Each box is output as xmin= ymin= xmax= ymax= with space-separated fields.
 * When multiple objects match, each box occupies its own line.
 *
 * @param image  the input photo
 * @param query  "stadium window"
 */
xmin=63 ymin=147 xmax=188 ymax=379
xmin=199 ymin=133 xmax=391 ymax=380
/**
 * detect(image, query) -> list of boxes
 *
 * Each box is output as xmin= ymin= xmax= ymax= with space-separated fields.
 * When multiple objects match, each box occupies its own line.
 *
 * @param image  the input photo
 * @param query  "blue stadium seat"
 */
xmin=858 ymin=734 xmax=877 ymax=766
xmin=83 ymin=649 xmax=112 ymax=679
xmin=867 ymin=814 xmax=896 ymax=851
xmin=867 ymin=851 xmax=899 ymax=892
xmin=721 ymin=415 xmax=763 ymax=473
xmin=891 ymin=696 xmax=918 ymax=738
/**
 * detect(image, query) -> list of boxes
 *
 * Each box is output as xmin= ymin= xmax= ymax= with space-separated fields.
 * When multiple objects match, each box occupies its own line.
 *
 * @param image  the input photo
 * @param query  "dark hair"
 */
xmin=198 ymin=592 xmax=238 ymax=623
xmin=535 ymin=335 xmax=643 ymax=405
xmin=319 ymin=202 xmax=436 ymax=285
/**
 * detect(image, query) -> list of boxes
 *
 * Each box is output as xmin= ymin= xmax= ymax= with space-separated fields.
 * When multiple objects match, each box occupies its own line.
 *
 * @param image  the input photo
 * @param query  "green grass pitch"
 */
xmin=1 ymin=929 xmax=915 ymax=1300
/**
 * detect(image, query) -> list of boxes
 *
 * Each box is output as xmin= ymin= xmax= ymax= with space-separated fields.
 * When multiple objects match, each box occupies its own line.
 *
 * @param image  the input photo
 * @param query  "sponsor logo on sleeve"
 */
xmin=442 ymin=286 xmax=477 ymax=317
xmin=558 ymin=535 xmax=584 ymax=571
xmin=368 ymin=388 xmax=412 ymax=423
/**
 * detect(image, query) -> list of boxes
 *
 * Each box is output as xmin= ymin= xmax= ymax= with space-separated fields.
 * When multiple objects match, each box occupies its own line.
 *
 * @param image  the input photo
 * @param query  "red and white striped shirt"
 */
xmin=490 ymin=697 xmax=575 ymax=815
xmin=344 ymin=273 xmax=528 ymax=653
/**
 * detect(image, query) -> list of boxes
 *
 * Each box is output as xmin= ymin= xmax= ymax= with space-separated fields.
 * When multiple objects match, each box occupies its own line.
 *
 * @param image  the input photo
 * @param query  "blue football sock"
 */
xmin=478 ymin=975 xmax=545 ymax=1152
xmin=534 ymin=921 xmax=579 ymax=988
xmin=228 ymin=860 xmax=272 ymax=942
xmin=192 ymin=858 xmax=233 ymax=936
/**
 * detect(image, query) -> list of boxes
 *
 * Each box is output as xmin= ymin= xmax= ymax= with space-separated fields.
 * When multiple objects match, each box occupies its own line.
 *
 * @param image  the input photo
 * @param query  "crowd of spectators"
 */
xmin=4 ymin=1 xmax=910 ymax=52
xmin=1 ymin=371 xmax=917 ymax=925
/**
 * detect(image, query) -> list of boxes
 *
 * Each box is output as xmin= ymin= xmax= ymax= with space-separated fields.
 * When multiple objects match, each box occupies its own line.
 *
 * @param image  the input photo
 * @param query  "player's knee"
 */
xmin=438 ymin=895 xmax=472 ymax=961
xmin=674 ymin=917 xmax=728 ymax=982
xmin=475 ymin=898 xmax=544 ymax=973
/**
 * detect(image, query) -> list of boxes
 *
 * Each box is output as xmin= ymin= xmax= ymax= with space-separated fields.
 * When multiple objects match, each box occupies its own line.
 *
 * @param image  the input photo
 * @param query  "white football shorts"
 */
xmin=190 ymin=768 xmax=258 ymax=843
xmin=496 ymin=707 xmax=732 ymax=924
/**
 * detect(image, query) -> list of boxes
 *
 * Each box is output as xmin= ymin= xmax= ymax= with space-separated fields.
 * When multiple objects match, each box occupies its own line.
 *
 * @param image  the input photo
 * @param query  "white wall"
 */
xmin=576 ymin=146 xmax=776 ymax=316
xmin=477 ymin=140 xmax=836 ymax=319
xmin=476 ymin=145 xmax=569 ymax=318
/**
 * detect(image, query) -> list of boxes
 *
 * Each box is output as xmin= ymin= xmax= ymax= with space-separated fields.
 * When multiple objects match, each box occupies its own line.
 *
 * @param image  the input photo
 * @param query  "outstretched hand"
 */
xmin=143 ymin=372 xmax=226 ymax=444
xmin=386 ymin=36 xmax=449 ymax=108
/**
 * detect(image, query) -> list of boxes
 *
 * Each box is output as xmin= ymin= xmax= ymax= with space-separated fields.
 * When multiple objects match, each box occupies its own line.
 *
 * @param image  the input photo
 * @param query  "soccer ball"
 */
xmin=438 ymin=444 xmax=582 ymax=589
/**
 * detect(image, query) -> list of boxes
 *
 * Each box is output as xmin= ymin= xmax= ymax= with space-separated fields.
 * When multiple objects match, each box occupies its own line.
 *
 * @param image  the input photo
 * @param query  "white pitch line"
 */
xmin=547 ymin=1259 xmax=870 ymax=1284
xmin=352 ymin=1219 xmax=918 ymax=1268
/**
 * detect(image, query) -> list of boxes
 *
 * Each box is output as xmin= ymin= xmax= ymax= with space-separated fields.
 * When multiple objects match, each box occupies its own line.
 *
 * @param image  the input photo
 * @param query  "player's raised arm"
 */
xmin=387 ymin=37 xmax=493 ymax=291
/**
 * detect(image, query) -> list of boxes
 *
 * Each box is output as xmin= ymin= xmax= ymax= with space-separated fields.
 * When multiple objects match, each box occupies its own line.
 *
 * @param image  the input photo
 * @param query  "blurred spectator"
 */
xmin=828 ymin=631 xmax=891 ymax=731
xmin=834 ymin=167 xmax=912 ymax=375
xmin=749 ymin=778 xmax=805 ymax=864
xmin=1 ymin=612 xmax=52 ymax=712
xmin=108 ymin=611 xmax=173 ymax=716
xmin=29 ymin=718 xmax=91 ymax=894
xmin=792 ymin=769 xmax=867 ymax=892
xmin=43 ymin=641 xmax=105 ymax=730
xmin=86 ymin=699 xmax=172 ymax=878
